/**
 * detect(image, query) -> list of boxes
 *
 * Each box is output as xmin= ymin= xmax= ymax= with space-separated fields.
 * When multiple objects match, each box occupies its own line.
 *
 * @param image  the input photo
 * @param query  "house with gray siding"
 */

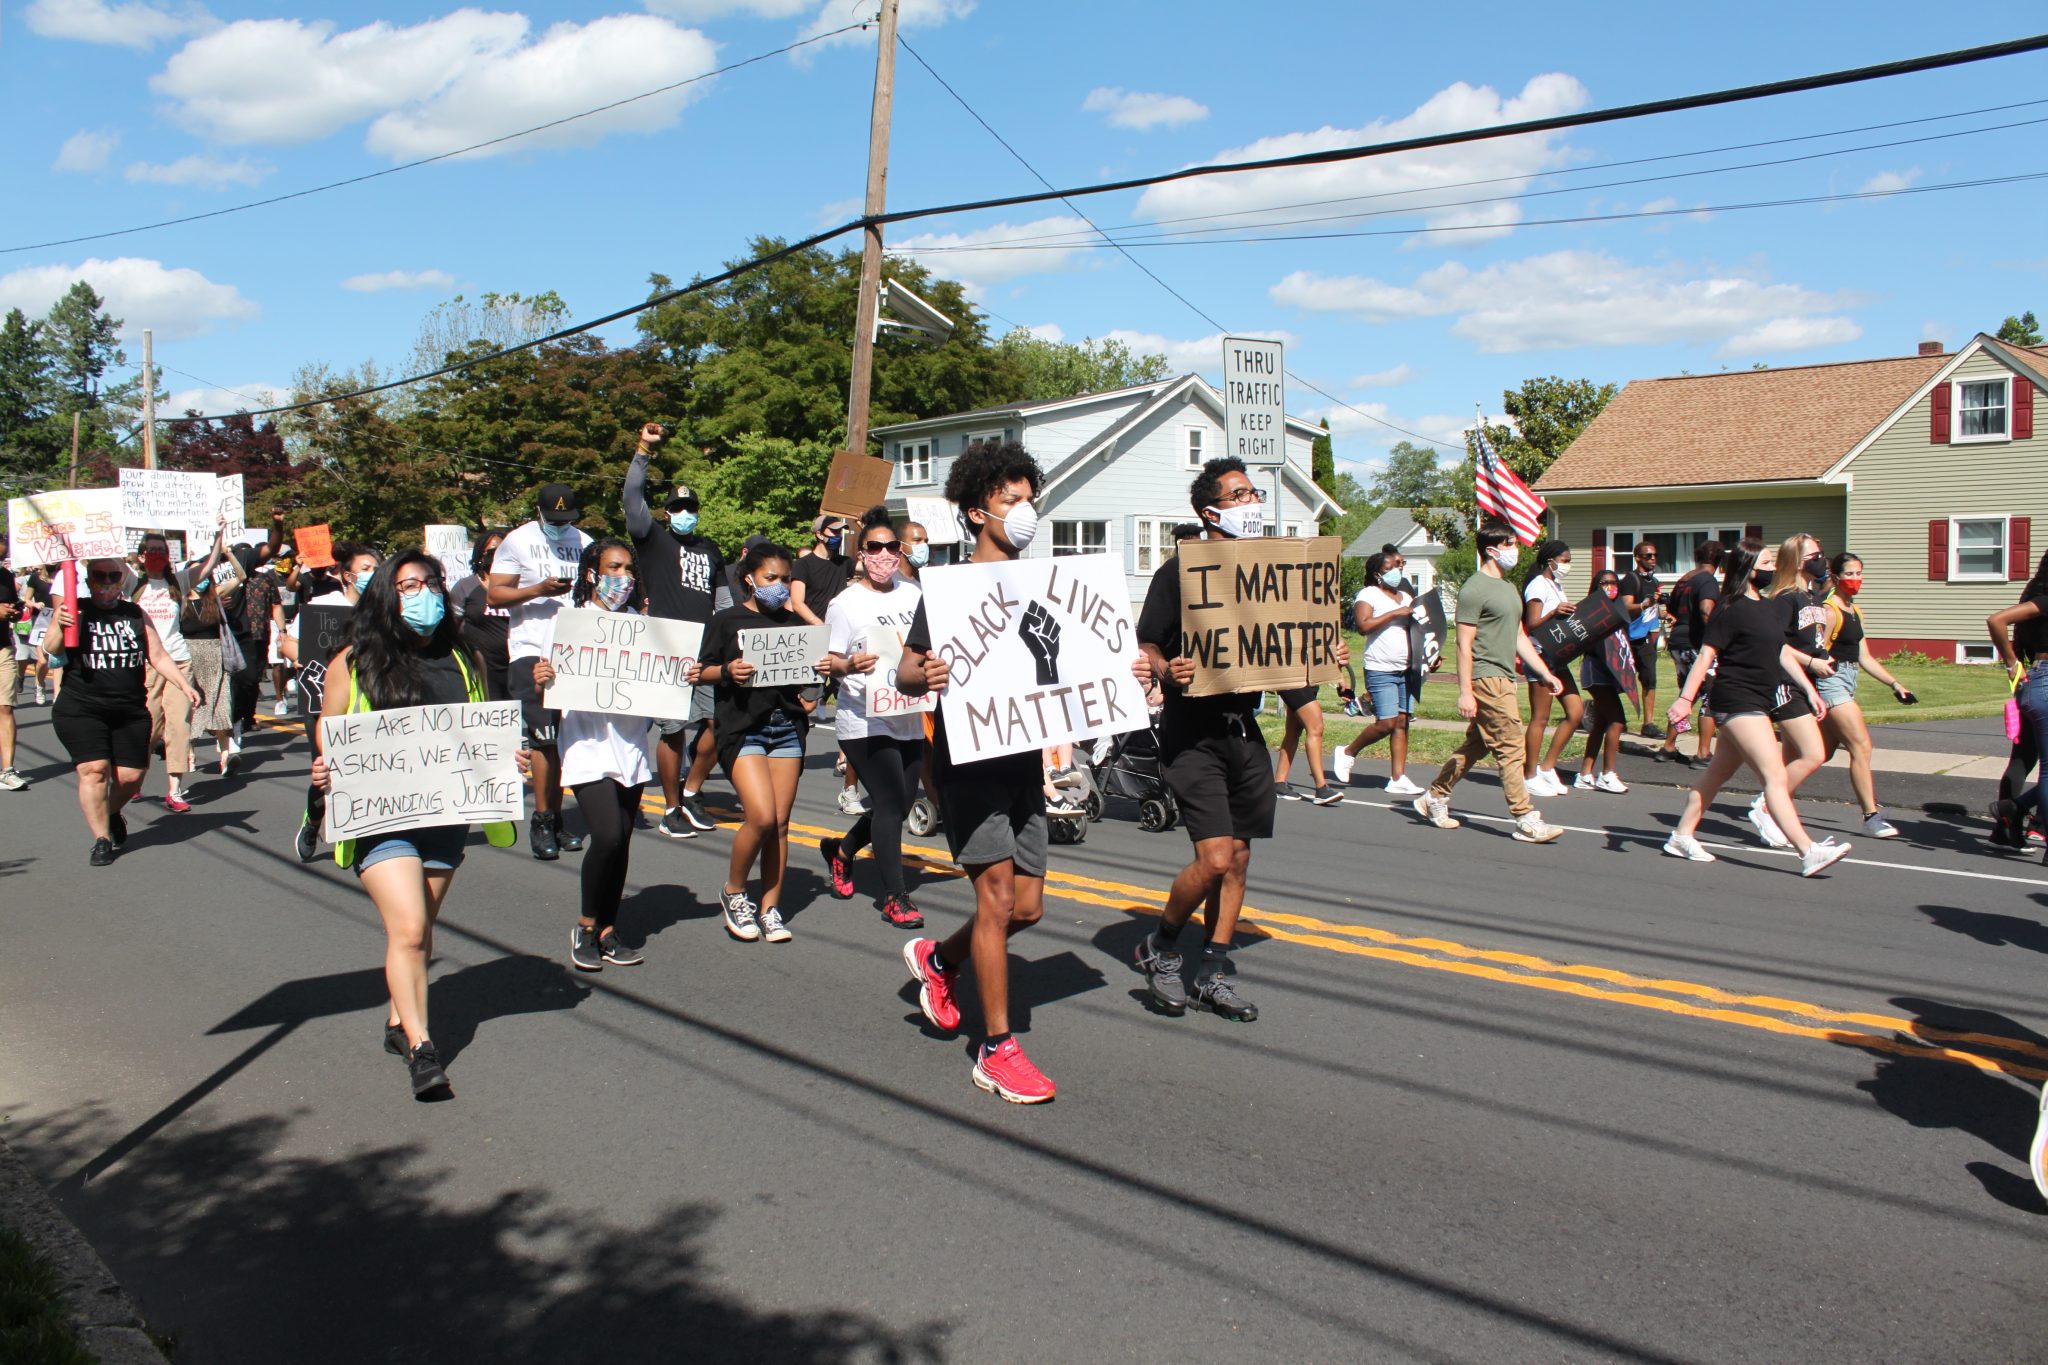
xmin=872 ymin=374 xmax=1340 ymax=608
xmin=1534 ymin=334 xmax=2045 ymax=661
xmin=1340 ymin=507 xmax=1459 ymax=594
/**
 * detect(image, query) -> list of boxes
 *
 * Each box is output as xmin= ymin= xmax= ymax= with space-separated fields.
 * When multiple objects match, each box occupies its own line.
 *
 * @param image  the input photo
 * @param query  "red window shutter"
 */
xmin=1591 ymin=527 xmax=1608 ymax=575
xmin=2011 ymin=517 xmax=2032 ymax=581
xmin=1743 ymin=522 xmax=1763 ymax=544
xmin=1928 ymin=519 xmax=1949 ymax=581
xmin=1931 ymin=382 xmax=1951 ymax=443
xmin=2014 ymin=379 xmax=2034 ymax=441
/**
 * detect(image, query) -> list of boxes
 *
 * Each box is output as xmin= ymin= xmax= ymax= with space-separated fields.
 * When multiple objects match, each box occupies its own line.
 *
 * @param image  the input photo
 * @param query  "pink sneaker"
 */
xmin=972 ymin=1037 xmax=1056 ymax=1104
xmin=902 ymin=938 xmax=959 ymax=1033
xmin=164 ymin=792 xmax=191 ymax=813
xmin=820 ymin=837 xmax=855 ymax=899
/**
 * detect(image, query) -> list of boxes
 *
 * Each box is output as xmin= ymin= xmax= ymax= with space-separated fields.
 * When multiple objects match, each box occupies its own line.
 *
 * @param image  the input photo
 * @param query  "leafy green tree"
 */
xmin=0 ymin=308 xmax=60 ymax=487
xmin=1367 ymin=440 xmax=1452 ymax=509
xmin=1417 ymin=376 xmax=1612 ymax=552
xmin=42 ymin=281 xmax=125 ymax=411
xmin=693 ymin=432 xmax=838 ymax=551
xmin=993 ymin=329 xmax=1171 ymax=402
xmin=404 ymin=291 xmax=571 ymax=388
xmin=1997 ymin=311 xmax=2042 ymax=346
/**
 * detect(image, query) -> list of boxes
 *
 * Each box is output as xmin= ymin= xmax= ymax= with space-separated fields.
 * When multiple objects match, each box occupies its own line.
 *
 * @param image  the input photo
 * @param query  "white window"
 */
xmin=965 ymin=429 xmax=1005 ymax=451
xmin=1950 ymin=516 xmax=2008 ymax=580
xmin=1131 ymin=517 xmax=1175 ymax=575
xmin=1958 ymin=642 xmax=1998 ymax=665
xmin=1184 ymin=425 xmax=1206 ymax=469
xmin=1608 ymin=526 xmax=1743 ymax=571
xmin=1954 ymin=378 xmax=2010 ymax=442
xmin=1052 ymin=519 xmax=1108 ymax=557
xmin=896 ymin=440 xmax=932 ymax=486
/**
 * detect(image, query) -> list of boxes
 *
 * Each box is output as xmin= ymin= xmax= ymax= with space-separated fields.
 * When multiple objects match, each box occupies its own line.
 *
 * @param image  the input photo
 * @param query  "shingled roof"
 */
xmin=1534 ymin=352 xmax=1950 ymax=492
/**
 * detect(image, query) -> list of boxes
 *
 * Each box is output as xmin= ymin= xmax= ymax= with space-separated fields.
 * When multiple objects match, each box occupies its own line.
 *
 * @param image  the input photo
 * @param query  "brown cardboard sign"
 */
xmin=1177 ymin=535 xmax=1344 ymax=697
xmin=819 ymin=449 xmax=894 ymax=519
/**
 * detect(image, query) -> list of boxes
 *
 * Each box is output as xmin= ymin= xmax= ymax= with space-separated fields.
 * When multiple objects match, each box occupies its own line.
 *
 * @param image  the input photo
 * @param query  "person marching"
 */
xmin=1519 ymin=538 xmax=1583 ymax=798
xmin=129 ymin=532 xmax=198 ymax=812
xmin=622 ymin=422 xmax=728 ymax=841
xmin=283 ymin=542 xmax=381 ymax=863
xmin=310 ymin=552 xmax=513 ymax=1100
xmin=452 ymin=529 xmax=512 ymax=701
xmin=1814 ymin=553 xmax=1914 ymax=839
xmin=489 ymin=483 xmax=592 ymax=860
xmin=1988 ymin=550 xmax=2048 ymax=859
xmin=1131 ymin=456 xmax=1349 ymax=1022
xmin=1619 ymin=540 xmax=1665 ymax=737
xmin=1412 ymin=522 xmax=1566 ymax=843
xmin=175 ymin=527 xmax=238 ymax=776
xmin=1571 ymin=567 xmax=1631 ymax=794
xmin=1661 ymin=538 xmax=1852 ymax=876
xmin=1657 ymin=540 xmax=1724 ymax=767
xmin=895 ymin=441 xmax=1059 ymax=1103
xmin=899 ymin=520 xmax=931 ymax=581
xmin=1746 ymin=534 xmax=1836 ymax=851
xmin=0 ymin=556 xmax=20 ymax=790
xmin=529 ymin=538 xmax=654 ymax=971
xmin=41 ymin=558 xmax=202 ymax=864
xmin=1332 ymin=549 xmax=1424 ymax=795
xmin=694 ymin=541 xmax=819 ymax=946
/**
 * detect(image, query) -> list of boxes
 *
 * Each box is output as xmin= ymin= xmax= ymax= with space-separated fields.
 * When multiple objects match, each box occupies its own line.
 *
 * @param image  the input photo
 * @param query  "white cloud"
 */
xmin=1134 ymin=74 xmax=1590 ymax=246
xmin=1349 ymin=363 xmax=1413 ymax=388
xmin=53 ymin=129 xmax=119 ymax=173
xmin=164 ymin=381 xmax=287 ymax=417
xmin=1022 ymin=322 xmax=1064 ymax=342
xmin=25 ymin=0 xmax=212 ymax=49
xmin=340 ymin=269 xmax=456 ymax=293
xmin=1099 ymin=329 xmax=1301 ymax=374
xmin=1304 ymin=400 xmax=1473 ymax=453
xmin=151 ymin=11 xmax=718 ymax=159
xmin=643 ymin=0 xmax=809 ymax=17
xmin=1271 ymin=250 xmax=1860 ymax=356
xmin=814 ymin=196 xmax=863 ymax=227
xmin=794 ymin=0 xmax=972 ymax=59
xmin=1082 ymin=87 xmax=1208 ymax=131
xmin=1858 ymin=167 xmax=1920 ymax=195
xmin=888 ymin=216 xmax=1094 ymax=299
xmin=124 ymin=154 xmax=271 ymax=189
xmin=0 ymin=257 xmax=258 ymax=341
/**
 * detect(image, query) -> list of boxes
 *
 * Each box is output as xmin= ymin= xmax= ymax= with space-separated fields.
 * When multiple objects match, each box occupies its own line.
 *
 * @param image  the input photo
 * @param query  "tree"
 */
xmin=1997 ymin=311 xmax=2042 ymax=346
xmin=993 ymin=330 xmax=1171 ymax=402
xmin=1417 ymin=375 xmax=1614 ymax=557
xmin=42 ymin=281 xmax=125 ymax=411
xmin=1367 ymin=440 xmax=1452 ymax=509
xmin=164 ymin=412 xmax=309 ymax=516
xmin=405 ymin=292 xmax=571 ymax=382
xmin=693 ymin=433 xmax=838 ymax=551
xmin=0 ymin=308 xmax=60 ymax=486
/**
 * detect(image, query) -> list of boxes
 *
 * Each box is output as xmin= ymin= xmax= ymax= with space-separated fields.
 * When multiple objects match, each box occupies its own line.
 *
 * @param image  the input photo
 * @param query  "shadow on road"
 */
xmin=17 ymin=1103 xmax=950 ymax=1365
xmin=1919 ymin=903 xmax=2048 ymax=955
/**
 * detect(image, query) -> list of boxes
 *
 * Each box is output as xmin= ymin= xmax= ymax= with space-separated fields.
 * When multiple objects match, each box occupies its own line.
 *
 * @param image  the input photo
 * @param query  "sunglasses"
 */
xmin=862 ymin=540 xmax=901 ymax=555
xmin=88 ymin=571 xmax=125 ymax=584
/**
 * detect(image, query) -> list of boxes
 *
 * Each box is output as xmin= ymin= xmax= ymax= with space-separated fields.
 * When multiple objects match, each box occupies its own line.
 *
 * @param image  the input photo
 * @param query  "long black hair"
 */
xmin=471 ymin=528 xmax=510 ymax=577
xmin=1721 ymin=536 xmax=1764 ymax=598
xmin=2026 ymin=548 xmax=2048 ymax=602
xmin=572 ymin=537 xmax=638 ymax=609
xmin=346 ymin=551 xmax=462 ymax=709
xmin=1522 ymin=538 xmax=1569 ymax=590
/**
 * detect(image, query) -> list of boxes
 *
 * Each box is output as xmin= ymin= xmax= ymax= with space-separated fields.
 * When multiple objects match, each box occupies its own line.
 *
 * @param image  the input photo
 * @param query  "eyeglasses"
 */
xmin=862 ymin=540 xmax=901 ymax=555
xmin=394 ymin=575 xmax=443 ymax=596
xmin=1217 ymin=487 xmax=1266 ymax=506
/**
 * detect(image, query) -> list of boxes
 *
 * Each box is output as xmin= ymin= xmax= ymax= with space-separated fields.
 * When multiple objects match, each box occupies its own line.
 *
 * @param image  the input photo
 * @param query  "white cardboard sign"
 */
xmin=903 ymin=495 xmax=961 ymax=545
xmin=920 ymin=552 xmax=1145 ymax=763
xmin=424 ymin=524 xmax=473 ymax=586
xmin=844 ymin=600 xmax=934 ymax=718
xmin=1221 ymin=336 xmax=1286 ymax=467
xmin=544 ymin=608 xmax=703 ymax=721
xmin=738 ymin=623 xmax=829 ymax=688
xmin=318 ymin=701 xmax=524 ymax=841
xmin=117 ymin=469 xmax=245 ymax=537
xmin=8 ymin=488 xmax=126 ymax=566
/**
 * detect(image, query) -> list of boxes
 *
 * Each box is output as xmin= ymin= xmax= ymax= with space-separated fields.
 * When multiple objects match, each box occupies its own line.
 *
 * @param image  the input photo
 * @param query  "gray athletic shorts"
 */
xmin=941 ymin=777 xmax=1047 ymax=877
xmin=654 ymin=688 xmax=715 ymax=738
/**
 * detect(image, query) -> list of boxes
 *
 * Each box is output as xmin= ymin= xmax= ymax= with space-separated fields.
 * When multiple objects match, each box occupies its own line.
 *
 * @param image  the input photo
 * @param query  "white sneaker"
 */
xmin=1512 ymin=812 xmax=1563 ymax=844
xmin=2030 ymin=1085 xmax=2048 ymax=1202
xmin=1748 ymin=795 xmax=1793 ymax=850
xmin=1524 ymin=771 xmax=1561 ymax=798
xmin=1595 ymin=771 xmax=1628 ymax=795
xmin=837 ymin=787 xmax=868 ymax=816
xmin=0 ymin=768 xmax=25 ymax=791
xmin=1799 ymin=837 xmax=1853 ymax=877
xmin=1384 ymin=774 xmax=1424 ymax=797
xmin=1533 ymin=767 xmax=1566 ymax=795
xmin=1413 ymin=794 xmax=1458 ymax=829
xmin=1332 ymin=750 xmax=1355 ymax=785
xmin=1662 ymin=832 xmax=1716 ymax=862
xmin=1863 ymin=810 xmax=1900 ymax=839
xmin=272 ymin=697 xmax=291 ymax=717
xmin=1573 ymin=771 xmax=1596 ymax=790
xmin=758 ymin=905 xmax=792 ymax=944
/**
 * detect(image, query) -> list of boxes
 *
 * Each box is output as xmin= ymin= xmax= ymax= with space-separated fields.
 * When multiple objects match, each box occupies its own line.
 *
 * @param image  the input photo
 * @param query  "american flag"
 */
xmin=1472 ymin=423 xmax=1548 ymax=546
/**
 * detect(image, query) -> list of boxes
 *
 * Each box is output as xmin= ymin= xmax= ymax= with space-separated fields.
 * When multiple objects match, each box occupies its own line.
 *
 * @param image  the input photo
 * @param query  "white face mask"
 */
xmin=987 ymin=500 xmax=1037 ymax=551
xmin=1551 ymin=561 xmax=1570 ymax=579
xmin=1490 ymin=547 xmax=1518 ymax=570
xmin=1208 ymin=503 xmax=1264 ymax=539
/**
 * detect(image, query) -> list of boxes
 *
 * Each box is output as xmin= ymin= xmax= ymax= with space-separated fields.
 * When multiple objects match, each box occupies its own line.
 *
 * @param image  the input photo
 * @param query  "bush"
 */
xmin=1880 ymin=649 xmax=1946 ymax=668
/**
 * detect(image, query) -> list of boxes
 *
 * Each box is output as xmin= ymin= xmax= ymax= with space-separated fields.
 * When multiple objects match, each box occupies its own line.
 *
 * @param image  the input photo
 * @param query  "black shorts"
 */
xmin=52 ymin=694 xmax=151 ymax=769
xmin=1274 ymin=684 xmax=1319 ymax=711
xmin=1163 ymin=732 xmax=1277 ymax=843
xmin=508 ymin=655 xmax=560 ymax=747
xmin=1770 ymin=689 xmax=1814 ymax=724
xmin=1629 ymin=636 xmax=1659 ymax=689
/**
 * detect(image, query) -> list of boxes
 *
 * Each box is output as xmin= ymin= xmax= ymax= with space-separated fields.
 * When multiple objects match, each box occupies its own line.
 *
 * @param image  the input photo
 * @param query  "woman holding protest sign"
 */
xmin=129 ymin=532 xmax=198 ymax=812
xmin=694 ymin=540 xmax=821 ymax=946
xmin=310 ymin=552 xmax=508 ymax=1100
xmin=819 ymin=507 xmax=927 ymax=929
xmin=176 ymin=524 xmax=238 ymax=775
xmin=1572 ymin=568 xmax=1631 ymax=795
xmin=530 ymin=537 xmax=654 ymax=972
xmin=41 ymin=558 xmax=202 ymax=866
xmin=1520 ymin=540 xmax=1583 ymax=798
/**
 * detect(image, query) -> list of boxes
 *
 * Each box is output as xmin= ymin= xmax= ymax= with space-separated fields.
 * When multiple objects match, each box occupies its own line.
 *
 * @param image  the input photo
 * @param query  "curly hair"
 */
xmin=943 ymin=440 xmax=1042 ymax=529
xmin=572 ymin=537 xmax=638 ymax=609
xmin=1188 ymin=456 xmax=1249 ymax=518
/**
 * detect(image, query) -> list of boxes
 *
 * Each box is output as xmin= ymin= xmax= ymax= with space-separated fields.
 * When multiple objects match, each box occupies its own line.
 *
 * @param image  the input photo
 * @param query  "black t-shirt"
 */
xmin=1702 ymin=593 xmax=1788 ymax=715
xmin=903 ymin=598 xmax=1042 ymax=788
xmin=1136 ymin=557 xmax=1261 ymax=754
xmin=1826 ymin=598 xmax=1865 ymax=663
xmin=1774 ymin=587 xmax=1829 ymax=659
xmin=791 ymin=552 xmax=848 ymax=622
xmin=61 ymin=598 xmax=150 ymax=711
xmin=1666 ymin=568 xmax=1719 ymax=651
xmin=698 ymin=603 xmax=812 ymax=754
xmin=634 ymin=527 xmax=727 ymax=625
xmin=456 ymin=580 xmax=511 ymax=684
xmin=2014 ymin=593 xmax=2048 ymax=663
xmin=0 ymin=567 xmax=18 ymax=611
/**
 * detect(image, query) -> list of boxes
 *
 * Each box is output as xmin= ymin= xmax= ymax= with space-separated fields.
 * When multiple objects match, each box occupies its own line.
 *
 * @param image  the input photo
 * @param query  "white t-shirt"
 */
xmin=1354 ymin=585 xmax=1412 ymax=671
xmin=132 ymin=574 xmax=189 ymax=662
xmin=491 ymin=521 xmax=590 ymax=661
xmin=826 ymin=580 xmax=927 ymax=742
xmin=538 ymin=611 xmax=654 ymax=787
xmin=1523 ymin=573 xmax=1566 ymax=622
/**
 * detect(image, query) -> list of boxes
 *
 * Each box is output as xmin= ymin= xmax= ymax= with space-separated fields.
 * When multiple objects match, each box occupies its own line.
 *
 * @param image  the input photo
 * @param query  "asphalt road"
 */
xmin=2 ymin=699 xmax=2045 ymax=1363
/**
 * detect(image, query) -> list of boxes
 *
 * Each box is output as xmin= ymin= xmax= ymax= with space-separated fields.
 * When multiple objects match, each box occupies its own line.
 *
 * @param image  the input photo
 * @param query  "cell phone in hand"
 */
xmin=1674 ymin=713 xmax=1692 ymax=735
xmin=1898 ymin=689 xmax=1918 ymax=705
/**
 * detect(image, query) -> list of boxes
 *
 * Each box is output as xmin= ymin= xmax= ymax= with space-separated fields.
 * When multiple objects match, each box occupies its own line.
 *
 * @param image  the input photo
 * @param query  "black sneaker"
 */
xmin=531 ymin=812 xmax=561 ymax=861
xmin=1641 ymin=722 xmax=1665 ymax=739
xmin=295 ymin=813 xmax=319 ymax=863
xmin=1195 ymin=970 xmax=1260 ymax=1022
xmin=383 ymin=1021 xmax=407 ymax=1057
xmin=677 ymin=794 xmax=716 ymax=832
xmin=1132 ymin=935 xmax=1188 ymax=1013
xmin=558 ymin=822 xmax=584 ymax=853
xmin=599 ymin=931 xmax=644 ymax=966
xmin=569 ymin=924 xmax=604 ymax=972
xmin=1308 ymin=785 xmax=1343 ymax=807
xmin=407 ymin=1040 xmax=452 ymax=1100
xmin=658 ymin=808 xmax=697 ymax=840
xmin=1652 ymin=748 xmax=1674 ymax=764
xmin=88 ymin=837 xmax=116 ymax=867
xmin=110 ymin=811 xmax=128 ymax=848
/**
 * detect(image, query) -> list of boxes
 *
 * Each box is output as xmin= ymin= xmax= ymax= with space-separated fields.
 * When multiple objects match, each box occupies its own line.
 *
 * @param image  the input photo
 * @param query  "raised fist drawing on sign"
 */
xmin=1020 ymin=600 xmax=1061 ymax=686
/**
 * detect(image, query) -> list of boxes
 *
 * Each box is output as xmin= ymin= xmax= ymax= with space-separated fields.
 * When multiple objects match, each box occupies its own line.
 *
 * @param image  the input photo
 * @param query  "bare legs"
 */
xmin=725 ymin=753 xmax=802 ymax=910
xmin=74 ymin=759 xmax=146 ymax=839
xmin=1672 ymin=714 xmax=1824 ymax=854
xmin=1274 ymin=699 xmax=1327 ymax=789
xmin=936 ymin=861 xmax=1046 ymax=1037
xmin=362 ymin=861 xmax=455 ymax=1050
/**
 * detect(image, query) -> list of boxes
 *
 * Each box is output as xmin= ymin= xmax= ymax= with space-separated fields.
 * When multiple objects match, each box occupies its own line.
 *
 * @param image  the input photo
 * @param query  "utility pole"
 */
xmin=142 ymin=328 xmax=156 ymax=469
xmin=68 ymin=412 xmax=80 ymax=489
xmin=843 ymin=0 xmax=899 ymax=457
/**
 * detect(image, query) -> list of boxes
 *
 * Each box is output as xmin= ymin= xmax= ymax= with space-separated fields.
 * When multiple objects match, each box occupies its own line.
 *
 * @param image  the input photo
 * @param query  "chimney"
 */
xmin=1918 ymin=341 xmax=1943 ymax=356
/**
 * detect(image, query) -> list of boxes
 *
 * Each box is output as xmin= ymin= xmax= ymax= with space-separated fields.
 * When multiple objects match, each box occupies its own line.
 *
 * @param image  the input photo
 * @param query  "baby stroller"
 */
xmin=1090 ymin=721 xmax=1179 ymax=832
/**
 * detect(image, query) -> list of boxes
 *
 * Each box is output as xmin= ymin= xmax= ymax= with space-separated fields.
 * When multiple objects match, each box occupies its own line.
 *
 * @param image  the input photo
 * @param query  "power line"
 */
xmin=165 ymin=31 xmax=2048 ymax=424
xmin=0 ymin=20 xmax=871 ymax=257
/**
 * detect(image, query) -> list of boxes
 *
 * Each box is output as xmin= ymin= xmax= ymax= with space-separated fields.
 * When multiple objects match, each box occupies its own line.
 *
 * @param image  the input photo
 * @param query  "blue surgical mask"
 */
xmin=668 ymin=510 xmax=699 ymax=536
xmin=751 ymin=581 xmax=790 ymax=610
xmin=541 ymin=520 xmax=575 ymax=542
xmin=353 ymin=570 xmax=374 ymax=594
xmin=905 ymin=543 xmax=929 ymax=568
xmin=825 ymin=534 xmax=843 ymax=557
xmin=595 ymin=574 xmax=633 ymax=610
xmin=400 ymin=590 xmax=445 ymax=635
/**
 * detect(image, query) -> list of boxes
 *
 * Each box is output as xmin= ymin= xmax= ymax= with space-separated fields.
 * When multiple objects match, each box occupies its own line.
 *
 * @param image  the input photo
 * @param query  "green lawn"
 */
xmin=0 ymin=1225 xmax=93 ymax=1365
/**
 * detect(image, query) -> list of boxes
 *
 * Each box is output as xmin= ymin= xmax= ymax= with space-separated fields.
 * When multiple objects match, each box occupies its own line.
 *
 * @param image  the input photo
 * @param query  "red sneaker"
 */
xmin=901 ymin=938 xmax=959 ymax=1033
xmin=972 ymin=1037 xmax=1056 ymax=1104
xmin=878 ymin=894 xmax=924 ymax=930
xmin=820 ymin=837 xmax=855 ymax=899
xmin=164 ymin=793 xmax=191 ymax=813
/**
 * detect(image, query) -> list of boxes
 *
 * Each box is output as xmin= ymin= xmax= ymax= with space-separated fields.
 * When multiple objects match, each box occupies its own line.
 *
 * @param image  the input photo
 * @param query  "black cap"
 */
xmin=536 ymin=483 xmax=582 ymax=523
xmin=665 ymin=484 xmax=700 ymax=513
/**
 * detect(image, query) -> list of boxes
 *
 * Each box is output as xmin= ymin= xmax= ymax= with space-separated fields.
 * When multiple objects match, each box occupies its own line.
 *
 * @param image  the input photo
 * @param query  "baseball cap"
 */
xmin=812 ymin=514 xmax=842 ymax=534
xmin=665 ymin=484 xmax=700 ymax=513
xmin=536 ymin=482 xmax=582 ymax=524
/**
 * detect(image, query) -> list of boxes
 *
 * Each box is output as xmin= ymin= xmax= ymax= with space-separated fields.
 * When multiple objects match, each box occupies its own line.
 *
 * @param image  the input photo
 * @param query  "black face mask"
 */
xmin=1803 ymin=553 xmax=1829 ymax=583
xmin=1751 ymin=570 xmax=1774 ymax=591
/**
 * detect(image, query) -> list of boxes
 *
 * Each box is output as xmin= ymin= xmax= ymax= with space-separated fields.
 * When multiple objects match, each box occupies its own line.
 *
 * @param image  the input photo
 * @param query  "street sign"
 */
xmin=1221 ymin=336 xmax=1285 ymax=467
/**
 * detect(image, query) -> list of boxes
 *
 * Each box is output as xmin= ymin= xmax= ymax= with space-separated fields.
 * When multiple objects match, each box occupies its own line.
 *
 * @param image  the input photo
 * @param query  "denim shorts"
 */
xmin=352 ymin=824 xmax=469 ymax=876
xmin=1815 ymin=662 xmax=1859 ymax=707
xmin=736 ymin=708 xmax=805 ymax=760
xmin=1363 ymin=669 xmax=1414 ymax=717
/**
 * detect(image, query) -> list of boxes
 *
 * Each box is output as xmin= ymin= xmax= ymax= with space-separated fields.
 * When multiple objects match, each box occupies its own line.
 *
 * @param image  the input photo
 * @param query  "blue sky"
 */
xmin=5 ymin=0 xmax=2045 ymax=481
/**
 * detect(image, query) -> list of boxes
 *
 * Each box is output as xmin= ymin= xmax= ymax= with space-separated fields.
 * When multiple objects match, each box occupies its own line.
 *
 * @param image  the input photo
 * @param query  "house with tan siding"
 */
xmin=1533 ymin=334 xmax=2046 ymax=661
